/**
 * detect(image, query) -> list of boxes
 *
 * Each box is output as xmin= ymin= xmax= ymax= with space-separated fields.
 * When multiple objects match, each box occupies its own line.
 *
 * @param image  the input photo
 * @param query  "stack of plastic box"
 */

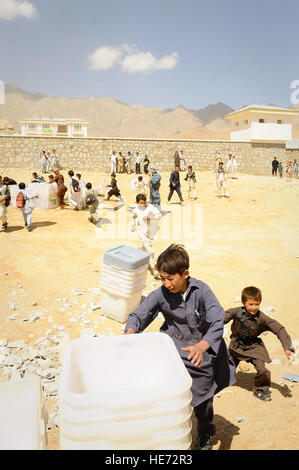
xmin=100 ymin=245 xmax=150 ymax=323
xmin=0 ymin=376 xmax=47 ymax=450
xmin=59 ymin=333 xmax=193 ymax=450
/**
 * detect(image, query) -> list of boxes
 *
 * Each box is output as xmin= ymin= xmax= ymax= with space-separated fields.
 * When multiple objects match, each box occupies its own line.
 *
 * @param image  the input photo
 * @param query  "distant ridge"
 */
xmin=2 ymin=83 xmax=297 ymax=139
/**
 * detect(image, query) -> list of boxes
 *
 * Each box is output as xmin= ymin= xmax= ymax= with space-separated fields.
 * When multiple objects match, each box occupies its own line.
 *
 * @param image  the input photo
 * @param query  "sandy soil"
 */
xmin=0 ymin=167 xmax=298 ymax=450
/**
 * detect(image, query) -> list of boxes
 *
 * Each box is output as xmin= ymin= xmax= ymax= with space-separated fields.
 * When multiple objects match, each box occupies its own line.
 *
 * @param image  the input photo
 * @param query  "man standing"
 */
xmin=109 ymin=151 xmax=117 ymax=174
xmin=168 ymin=166 xmax=184 ymax=205
xmin=272 ymin=157 xmax=279 ymax=176
xmin=126 ymin=151 xmax=133 ymax=174
xmin=0 ymin=179 xmax=10 ymax=232
xmin=149 ymin=165 xmax=161 ymax=210
xmin=135 ymin=152 xmax=143 ymax=174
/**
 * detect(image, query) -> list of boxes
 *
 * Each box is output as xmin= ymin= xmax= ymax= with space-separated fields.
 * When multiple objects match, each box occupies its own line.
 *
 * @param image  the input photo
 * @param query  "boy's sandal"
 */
xmin=254 ymin=390 xmax=271 ymax=401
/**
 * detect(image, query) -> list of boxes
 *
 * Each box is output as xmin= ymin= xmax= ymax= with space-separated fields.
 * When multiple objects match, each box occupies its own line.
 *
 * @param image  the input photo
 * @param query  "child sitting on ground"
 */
xmin=224 ymin=286 xmax=294 ymax=401
xmin=125 ymin=244 xmax=235 ymax=450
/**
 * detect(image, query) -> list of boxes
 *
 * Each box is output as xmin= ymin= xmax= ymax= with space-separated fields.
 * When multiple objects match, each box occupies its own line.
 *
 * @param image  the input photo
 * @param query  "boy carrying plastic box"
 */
xmin=125 ymin=244 xmax=235 ymax=450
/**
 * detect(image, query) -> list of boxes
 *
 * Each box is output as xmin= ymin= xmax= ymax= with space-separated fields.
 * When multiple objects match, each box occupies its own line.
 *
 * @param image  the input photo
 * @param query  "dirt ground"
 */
xmin=0 ymin=166 xmax=298 ymax=450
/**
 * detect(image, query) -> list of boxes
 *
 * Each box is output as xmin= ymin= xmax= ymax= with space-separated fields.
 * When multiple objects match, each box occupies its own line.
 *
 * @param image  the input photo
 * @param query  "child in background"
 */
xmin=76 ymin=173 xmax=86 ymax=197
xmin=278 ymin=161 xmax=283 ymax=178
xmin=131 ymin=194 xmax=161 ymax=279
xmin=224 ymin=286 xmax=294 ymax=401
xmin=184 ymin=165 xmax=197 ymax=200
xmin=134 ymin=176 xmax=148 ymax=195
xmin=286 ymin=161 xmax=293 ymax=182
xmin=83 ymin=182 xmax=102 ymax=225
xmin=125 ymin=244 xmax=235 ymax=450
xmin=68 ymin=170 xmax=82 ymax=210
xmin=16 ymin=182 xmax=39 ymax=232
xmin=143 ymin=155 xmax=150 ymax=174
xmin=216 ymin=162 xmax=229 ymax=198
xmin=106 ymin=173 xmax=123 ymax=201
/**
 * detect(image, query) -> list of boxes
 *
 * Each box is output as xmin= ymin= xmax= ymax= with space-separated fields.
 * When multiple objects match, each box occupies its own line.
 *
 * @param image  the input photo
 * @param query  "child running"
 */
xmin=224 ymin=286 xmax=294 ymax=401
xmin=184 ymin=165 xmax=197 ymax=200
xmin=83 ymin=182 xmax=103 ymax=225
xmin=125 ymin=244 xmax=235 ymax=450
xmin=106 ymin=173 xmax=123 ymax=201
xmin=131 ymin=194 xmax=161 ymax=279
xmin=16 ymin=183 xmax=39 ymax=232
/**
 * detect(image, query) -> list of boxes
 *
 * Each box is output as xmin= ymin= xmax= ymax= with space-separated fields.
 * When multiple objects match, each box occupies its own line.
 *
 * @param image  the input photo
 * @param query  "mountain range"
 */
xmin=0 ymin=84 xmax=233 ymax=139
xmin=1 ymin=83 xmax=299 ymax=139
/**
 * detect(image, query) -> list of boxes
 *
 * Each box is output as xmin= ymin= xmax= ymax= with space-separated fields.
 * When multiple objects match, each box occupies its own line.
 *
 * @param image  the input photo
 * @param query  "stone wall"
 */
xmin=0 ymin=134 xmax=291 ymax=175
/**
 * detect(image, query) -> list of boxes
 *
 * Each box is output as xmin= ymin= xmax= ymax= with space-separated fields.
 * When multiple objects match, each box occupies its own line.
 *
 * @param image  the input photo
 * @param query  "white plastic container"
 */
xmin=27 ymin=182 xmax=58 ymax=210
xmin=100 ymin=286 xmax=144 ymax=322
xmin=59 ymin=334 xmax=192 ymax=450
xmin=0 ymin=376 xmax=47 ymax=450
xmin=9 ymin=183 xmax=58 ymax=210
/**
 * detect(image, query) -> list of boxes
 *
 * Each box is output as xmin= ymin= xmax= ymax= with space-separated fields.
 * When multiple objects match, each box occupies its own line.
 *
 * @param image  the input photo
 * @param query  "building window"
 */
xmin=58 ymin=125 xmax=67 ymax=133
xmin=42 ymin=124 xmax=52 ymax=133
xmin=277 ymin=119 xmax=283 ymax=124
xmin=74 ymin=125 xmax=82 ymax=132
xmin=259 ymin=118 xmax=264 ymax=123
xmin=28 ymin=124 xmax=36 ymax=131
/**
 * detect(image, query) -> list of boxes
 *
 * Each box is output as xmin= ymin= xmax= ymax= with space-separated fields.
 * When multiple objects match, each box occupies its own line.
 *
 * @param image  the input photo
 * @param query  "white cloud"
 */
xmin=88 ymin=44 xmax=178 ymax=73
xmin=88 ymin=45 xmax=123 ymax=71
xmin=0 ymin=0 xmax=38 ymax=21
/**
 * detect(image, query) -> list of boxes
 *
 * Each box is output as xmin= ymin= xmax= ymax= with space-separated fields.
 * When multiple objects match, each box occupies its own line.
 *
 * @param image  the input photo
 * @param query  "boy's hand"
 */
xmin=285 ymin=349 xmax=293 ymax=360
xmin=181 ymin=344 xmax=204 ymax=368
xmin=35 ymin=195 xmax=39 ymax=199
xmin=131 ymin=225 xmax=136 ymax=232
xmin=124 ymin=328 xmax=135 ymax=335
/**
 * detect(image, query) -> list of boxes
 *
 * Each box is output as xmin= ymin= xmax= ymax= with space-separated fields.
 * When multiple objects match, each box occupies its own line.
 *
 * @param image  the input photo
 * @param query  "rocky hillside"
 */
xmin=0 ymin=84 xmax=232 ymax=139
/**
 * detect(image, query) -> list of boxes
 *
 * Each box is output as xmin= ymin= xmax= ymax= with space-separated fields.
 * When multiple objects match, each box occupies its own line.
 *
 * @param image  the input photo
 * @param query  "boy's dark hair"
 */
xmin=49 ymin=175 xmax=54 ymax=179
xmin=32 ymin=172 xmax=37 ymax=177
xmin=136 ymin=193 xmax=146 ymax=203
xmin=19 ymin=182 xmax=26 ymax=190
xmin=111 ymin=173 xmax=116 ymax=177
xmin=76 ymin=173 xmax=81 ymax=178
xmin=188 ymin=165 xmax=192 ymax=169
xmin=68 ymin=170 xmax=74 ymax=177
xmin=3 ymin=177 xmax=9 ymax=183
xmin=156 ymin=244 xmax=189 ymax=275
xmin=241 ymin=286 xmax=262 ymax=303
xmin=86 ymin=182 xmax=92 ymax=189
xmin=138 ymin=176 xmax=143 ymax=181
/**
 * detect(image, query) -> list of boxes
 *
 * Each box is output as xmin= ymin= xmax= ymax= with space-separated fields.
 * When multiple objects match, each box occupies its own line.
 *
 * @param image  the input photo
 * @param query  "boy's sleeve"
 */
xmin=200 ymin=284 xmax=226 ymax=356
xmin=262 ymin=314 xmax=295 ymax=352
xmin=224 ymin=308 xmax=236 ymax=324
xmin=125 ymin=289 xmax=161 ymax=333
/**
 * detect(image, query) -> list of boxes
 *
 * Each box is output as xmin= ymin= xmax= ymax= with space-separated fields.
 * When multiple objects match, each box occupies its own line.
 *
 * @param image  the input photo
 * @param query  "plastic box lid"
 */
xmin=103 ymin=245 xmax=150 ymax=270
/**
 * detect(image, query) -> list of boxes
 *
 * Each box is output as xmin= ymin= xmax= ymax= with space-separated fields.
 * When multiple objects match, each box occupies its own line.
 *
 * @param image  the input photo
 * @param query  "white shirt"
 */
xmin=131 ymin=203 xmax=161 ymax=239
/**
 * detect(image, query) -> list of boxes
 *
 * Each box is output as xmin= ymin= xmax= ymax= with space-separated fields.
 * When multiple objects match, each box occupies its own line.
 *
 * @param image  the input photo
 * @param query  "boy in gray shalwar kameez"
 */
xmin=125 ymin=244 xmax=235 ymax=450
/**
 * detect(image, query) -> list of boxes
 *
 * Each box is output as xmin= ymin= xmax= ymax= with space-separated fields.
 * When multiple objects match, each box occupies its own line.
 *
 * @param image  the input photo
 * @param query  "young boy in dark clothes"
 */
xmin=224 ymin=286 xmax=294 ymax=401
xmin=106 ymin=173 xmax=123 ymax=201
xmin=125 ymin=244 xmax=235 ymax=450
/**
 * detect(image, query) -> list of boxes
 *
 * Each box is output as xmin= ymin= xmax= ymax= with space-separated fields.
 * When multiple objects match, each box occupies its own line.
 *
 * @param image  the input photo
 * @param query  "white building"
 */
xmin=225 ymin=105 xmax=299 ymax=142
xmin=20 ymin=118 xmax=88 ymax=137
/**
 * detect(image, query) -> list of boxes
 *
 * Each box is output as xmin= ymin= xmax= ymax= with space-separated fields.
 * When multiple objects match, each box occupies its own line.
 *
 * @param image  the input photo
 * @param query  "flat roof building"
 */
xmin=225 ymin=105 xmax=299 ymax=142
xmin=20 ymin=118 xmax=88 ymax=137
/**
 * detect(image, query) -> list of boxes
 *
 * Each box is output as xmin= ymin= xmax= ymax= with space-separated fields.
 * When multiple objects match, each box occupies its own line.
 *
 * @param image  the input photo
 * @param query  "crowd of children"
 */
xmin=0 ymin=148 xmax=297 ymax=451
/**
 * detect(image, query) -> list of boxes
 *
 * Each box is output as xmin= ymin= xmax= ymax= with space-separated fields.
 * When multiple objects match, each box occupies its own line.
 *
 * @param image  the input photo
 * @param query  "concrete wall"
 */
xmin=0 ymin=134 xmax=291 ymax=175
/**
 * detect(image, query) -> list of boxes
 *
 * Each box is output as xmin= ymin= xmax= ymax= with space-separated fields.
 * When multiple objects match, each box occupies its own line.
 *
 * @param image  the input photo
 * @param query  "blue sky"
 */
xmin=0 ymin=0 xmax=299 ymax=109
